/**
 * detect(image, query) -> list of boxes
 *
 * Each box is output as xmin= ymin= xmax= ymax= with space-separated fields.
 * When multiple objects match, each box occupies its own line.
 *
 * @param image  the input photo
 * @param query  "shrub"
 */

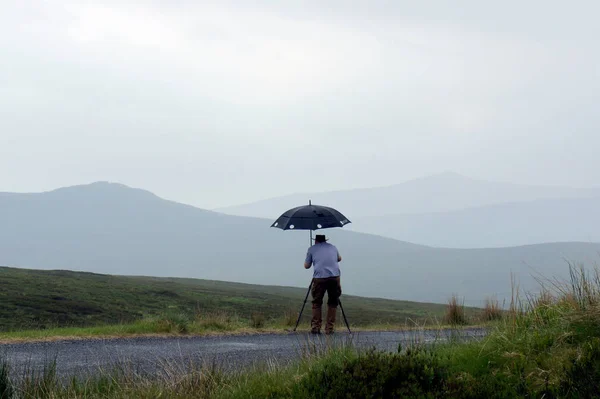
xmin=444 ymin=371 xmax=528 ymax=399
xmin=156 ymin=312 xmax=190 ymax=333
xmin=250 ymin=312 xmax=265 ymax=328
xmin=197 ymin=311 xmax=235 ymax=331
xmin=445 ymin=295 xmax=467 ymax=325
xmin=483 ymin=297 xmax=503 ymax=321
xmin=567 ymin=263 xmax=600 ymax=310
xmin=560 ymin=337 xmax=600 ymax=397
xmin=296 ymin=347 xmax=448 ymax=398
xmin=283 ymin=308 xmax=298 ymax=327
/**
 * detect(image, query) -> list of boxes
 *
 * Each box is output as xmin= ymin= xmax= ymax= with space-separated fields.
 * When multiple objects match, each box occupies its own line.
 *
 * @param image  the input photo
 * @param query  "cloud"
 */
xmin=0 ymin=1 xmax=599 ymax=206
xmin=53 ymin=3 xmax=384 ymax=105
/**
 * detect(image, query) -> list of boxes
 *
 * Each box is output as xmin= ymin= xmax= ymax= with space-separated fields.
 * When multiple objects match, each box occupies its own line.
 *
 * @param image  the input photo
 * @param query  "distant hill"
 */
xmin=216 ymin=172 xmax=600 ymax=219
xmin=1 ymin=182 xmax=598 ymax=306
xmin=348 ymin=196 xmax=600 ymax=248
xmin=217 ymin=172 xmax=600 ymax=248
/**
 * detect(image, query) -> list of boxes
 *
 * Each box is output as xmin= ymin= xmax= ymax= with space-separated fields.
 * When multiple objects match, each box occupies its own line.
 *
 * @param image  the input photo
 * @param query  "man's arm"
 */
xmin=337 ymin=248 xmax=342 ymax=262
xmin=304 ymin=250 xmax=313 ymax=269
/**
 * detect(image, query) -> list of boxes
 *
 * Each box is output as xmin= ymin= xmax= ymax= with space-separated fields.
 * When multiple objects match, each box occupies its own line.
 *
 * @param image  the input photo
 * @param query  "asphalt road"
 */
xmin=1 ymin=329 xmax=486 ymax=380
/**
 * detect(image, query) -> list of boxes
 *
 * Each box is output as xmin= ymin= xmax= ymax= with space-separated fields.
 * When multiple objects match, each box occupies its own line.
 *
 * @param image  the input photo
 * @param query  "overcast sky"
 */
xmin=1 ymin=1 xmax=598 ymax=208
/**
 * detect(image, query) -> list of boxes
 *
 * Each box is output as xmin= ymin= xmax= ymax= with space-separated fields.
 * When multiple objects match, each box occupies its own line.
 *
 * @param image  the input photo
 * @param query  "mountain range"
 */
xmin=347 ymin=196 xmax=600 ymax=248
xmin=1 ymin=180 xmax=598 ymax=306
xmin=217 ymin=172 xmax=600 ymax=248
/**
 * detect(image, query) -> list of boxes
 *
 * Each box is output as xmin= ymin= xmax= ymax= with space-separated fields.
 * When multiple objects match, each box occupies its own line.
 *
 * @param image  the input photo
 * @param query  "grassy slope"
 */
xmin=3 ymin=265 xmax=596 ymax=398
xmin=4 ymin=273 xmax=600 ymax=398
xmin=0 ymin=266 xmax=468 ymax=334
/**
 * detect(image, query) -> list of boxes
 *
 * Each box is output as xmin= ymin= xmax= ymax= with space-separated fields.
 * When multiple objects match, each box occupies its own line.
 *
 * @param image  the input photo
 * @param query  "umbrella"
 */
xmin=271 ymin=200 xmax=352 ymax=333
xmin=271 ymin=200 xmax=351 ymax=244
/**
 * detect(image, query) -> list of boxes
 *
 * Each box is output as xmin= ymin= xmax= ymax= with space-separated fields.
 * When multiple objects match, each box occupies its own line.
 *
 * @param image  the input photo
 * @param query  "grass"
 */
xmin=0 ymin=359 xmax=12 ymax=399
xmin=483 ymin=296 xmax=503 ymax=321
xmin=0 ymin=340 xmax=360 ymax=398
xmin=444 ymin=294 xmax=467 ymax=325
xmin=0 ymin=266 xmax=480 ymax=339
xmin=0 ymin=312 xmax=283 ymax=343
xmin=3 ymin=262 xmax=600 ymax=397
xmin=0 ymin=315 xmax=476 ymax=344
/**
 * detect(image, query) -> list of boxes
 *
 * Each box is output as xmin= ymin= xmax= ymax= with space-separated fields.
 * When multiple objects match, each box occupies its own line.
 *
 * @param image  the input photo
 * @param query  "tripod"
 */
xmin=292 ymin=279 xmax=351 ymax=333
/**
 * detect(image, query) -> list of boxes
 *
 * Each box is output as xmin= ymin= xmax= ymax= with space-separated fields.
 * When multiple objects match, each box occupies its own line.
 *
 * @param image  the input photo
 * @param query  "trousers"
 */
xmin=311 ymin=276 xmax=342 ymax=333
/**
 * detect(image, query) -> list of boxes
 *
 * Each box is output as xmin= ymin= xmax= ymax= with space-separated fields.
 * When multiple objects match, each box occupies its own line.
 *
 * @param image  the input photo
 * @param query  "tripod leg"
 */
xmin=293 ymin=280 xmax=313 ymax=332
xmin=338 ymin=300 xmax=351 ymax=333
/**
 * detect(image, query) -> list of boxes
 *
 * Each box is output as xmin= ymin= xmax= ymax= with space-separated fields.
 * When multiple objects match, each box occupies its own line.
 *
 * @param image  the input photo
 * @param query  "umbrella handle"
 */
xmin=309 ymin=199 xmax=313 ymax=247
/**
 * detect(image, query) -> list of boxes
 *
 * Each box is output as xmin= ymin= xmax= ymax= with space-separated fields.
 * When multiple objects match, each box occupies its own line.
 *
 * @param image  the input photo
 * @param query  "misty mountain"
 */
xmin=216 ymin=172 xmax=600 ymax=219
xmin=1 ymin=182 xmax=599 ymax=306
xmin=348 ymin=196 xmax=600 ymax=248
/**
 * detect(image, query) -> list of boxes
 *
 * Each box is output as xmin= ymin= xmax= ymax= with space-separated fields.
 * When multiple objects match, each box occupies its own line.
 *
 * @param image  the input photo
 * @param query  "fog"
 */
xmin=1 ymin=1 xmax=598 ymax=208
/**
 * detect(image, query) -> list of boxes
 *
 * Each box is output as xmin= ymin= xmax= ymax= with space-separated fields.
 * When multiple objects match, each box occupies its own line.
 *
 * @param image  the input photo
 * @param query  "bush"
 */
xmin=156 ymin=312 xmax=190 ymax=333
xmin=250 ymin=312 xmax=265 ymax=328
xmin=283 ymin=308 xmax=298 ymax=327
xmin=445 ymin=295 xmax=467 ymax=325
xmin=560 ymin=337 xmax=600 ymax=397
xmin=197 ymin=311 xmax=236 ymax=331
xmin=296 ymin=347 xmax=448 ymax=398
xmin=483 ymin=297 xmax=503 ymax=321
xmin=444 ymin=372 xmax=528 ymax=399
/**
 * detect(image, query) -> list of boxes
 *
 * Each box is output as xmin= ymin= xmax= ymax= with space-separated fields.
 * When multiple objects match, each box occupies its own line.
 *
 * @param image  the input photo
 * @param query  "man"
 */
xmin=304 ymin=234 xmax=343 ymax=335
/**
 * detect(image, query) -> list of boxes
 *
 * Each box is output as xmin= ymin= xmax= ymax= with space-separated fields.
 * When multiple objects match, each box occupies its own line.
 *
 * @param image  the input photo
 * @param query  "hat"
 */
xmin=314 ymin=234 xmax=328 ymax=243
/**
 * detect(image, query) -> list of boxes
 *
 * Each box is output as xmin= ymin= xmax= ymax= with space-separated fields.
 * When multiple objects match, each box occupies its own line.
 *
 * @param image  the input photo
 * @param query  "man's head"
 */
xmin=314 ymin=234 xmax=328 ymax=243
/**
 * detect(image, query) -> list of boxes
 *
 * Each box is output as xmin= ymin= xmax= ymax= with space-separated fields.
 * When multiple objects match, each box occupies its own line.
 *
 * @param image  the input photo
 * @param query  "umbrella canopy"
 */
xmin=270 ymin=202 xmax=351 ymax=231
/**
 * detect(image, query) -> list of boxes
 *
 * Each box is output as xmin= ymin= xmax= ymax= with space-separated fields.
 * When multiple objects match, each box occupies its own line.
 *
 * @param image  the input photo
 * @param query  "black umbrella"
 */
xmin=271 ymin=200 xmax=351 ymax=243
xmin=271 ymin=200 xmax=352 ymax=333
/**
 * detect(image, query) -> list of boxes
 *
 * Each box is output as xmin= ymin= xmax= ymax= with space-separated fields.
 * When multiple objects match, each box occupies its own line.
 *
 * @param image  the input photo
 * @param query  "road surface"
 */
xmin=1 ymin=329 xmax=485 ymax=380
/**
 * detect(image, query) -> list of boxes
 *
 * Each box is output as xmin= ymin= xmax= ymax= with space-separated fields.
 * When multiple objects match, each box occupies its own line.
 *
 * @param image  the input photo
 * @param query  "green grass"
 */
xmin=2 ymin=263 xmax=597 ymax=398
xmin=220 ymin=262 xmax=600 ymax=398
xmin=0 ymin=266 xmax=479 ymax=339
xmin=0 ymin=317 xmax=241 ymax=342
